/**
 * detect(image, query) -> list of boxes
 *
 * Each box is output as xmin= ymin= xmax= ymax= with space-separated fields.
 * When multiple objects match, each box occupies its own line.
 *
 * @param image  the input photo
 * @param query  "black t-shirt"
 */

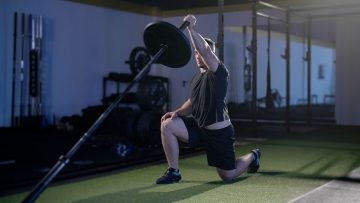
xmin=190 ymin=63 xmax=230 ymax=127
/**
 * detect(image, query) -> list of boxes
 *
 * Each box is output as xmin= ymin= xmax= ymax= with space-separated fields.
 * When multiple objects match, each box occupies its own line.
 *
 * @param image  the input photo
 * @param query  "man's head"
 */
xmin=195 ymin=38 xmax=216 ymax=69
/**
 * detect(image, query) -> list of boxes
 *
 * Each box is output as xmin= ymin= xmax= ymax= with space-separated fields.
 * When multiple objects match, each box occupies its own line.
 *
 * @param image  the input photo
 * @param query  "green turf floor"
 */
xmin=1 ymin=126 xmax=360 ymax=203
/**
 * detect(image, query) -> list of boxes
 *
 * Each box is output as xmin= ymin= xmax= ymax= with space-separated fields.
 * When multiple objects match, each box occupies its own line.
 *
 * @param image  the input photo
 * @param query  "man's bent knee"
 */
xmin=161 ymin=119 xmax=170 ymax=132
xmin=219 ymin=174 xmax=234 ymax=181
xmin=217 ymin=169 xmax=235 ymax=181
xmin=160 ymin=118 xmax=189 ymax=143
xmin=161 ymin=119 xmax=176 ymax=134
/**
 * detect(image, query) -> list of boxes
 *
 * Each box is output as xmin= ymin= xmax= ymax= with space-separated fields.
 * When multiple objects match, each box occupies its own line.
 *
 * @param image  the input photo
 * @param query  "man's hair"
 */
xmin=204 ymin=38 xmax=216 ymax=53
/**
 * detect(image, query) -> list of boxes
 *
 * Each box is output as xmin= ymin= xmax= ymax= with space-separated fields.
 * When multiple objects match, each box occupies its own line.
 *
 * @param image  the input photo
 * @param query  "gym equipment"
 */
xmin=137 ymin=78 xmax=167 ymax=111
xmin=134 ymin=111 xmax=162 ymax=147
xmin=102 ymin=73 xmax=135 ymax=105
xmin=242 ymin=26 xmax=252 ymax=106
xmin=126 ymin=47 xmax=151 ymax=76
xmin=102 ymin=73 xmax=169 ymax=111
xmin=38 ymin=16 xmax=44 ymax=117
xmin=122 ymin=109 xmax=141 ymax=142
xmin=244 ymin=64 xmax=251 ymax=92
xmin=29 ymin=14 xmax=38 ymax=114
xmin=11 ymin=12 xmax=18 ymax=127
xmin=58 ymin=115 xmax=82 ymax=132
xmin=23 ymin=20 xmax=191 ymax=203
xmin=113 ymin=143 xmax=134 ymax=157
xmin=19 ymin=13 xmax=26 ymax=126
xmin=102 ymin=92 xmax=137 ymax=106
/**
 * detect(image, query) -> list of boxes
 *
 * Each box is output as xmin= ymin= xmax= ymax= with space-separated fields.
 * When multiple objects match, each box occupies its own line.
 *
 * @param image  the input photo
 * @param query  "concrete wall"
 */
xmin=336 ymin=15 xmax=360 ymax=125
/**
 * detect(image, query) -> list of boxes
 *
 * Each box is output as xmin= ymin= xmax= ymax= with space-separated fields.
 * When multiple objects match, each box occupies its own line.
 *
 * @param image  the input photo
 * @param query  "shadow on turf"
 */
xmin=258 ymin=170 xmax=360 ymax=184
xmin=72 ymin=177 xmax=248 ymax=203
xmin=182 ymin=176 xmax=248 ymax=185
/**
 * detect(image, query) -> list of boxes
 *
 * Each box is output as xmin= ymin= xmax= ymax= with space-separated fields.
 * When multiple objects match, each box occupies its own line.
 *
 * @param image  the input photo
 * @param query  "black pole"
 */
xmin=218 ymin=0 xmax=224 ymax=61
xmin=306 ymin=15 xmax=312 ymax=127
xmin=38 ymin=16 xmax=44 ymax=118
xmin=243 ymin=26 xmax=250 ymax=100
xmin=20 ymin=13 xmax=26 ymax=127
xmin=251 ymin=0 xmax=258 ymax=137
xmin=243 ymin=26 xmax=247 ymax=68
xmin=265 ymin=17 xmax=274 ymax=109
xmin=27 ymin=14 xmax=32 ymax=117
xmin=11 ymin=12 xmax=18 ymax=127
xmin=29 ymin=15 xmax=38 ymax=117
xmin=22 ymin=45 xmax=167 ymax=203
xmin=285 ymin=8 xmax=291 ymax=135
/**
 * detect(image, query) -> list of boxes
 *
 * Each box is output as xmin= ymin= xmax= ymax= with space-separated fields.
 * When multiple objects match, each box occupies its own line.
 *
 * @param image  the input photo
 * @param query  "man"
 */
xmin=156 ymin=14 xmax=261 ymax=184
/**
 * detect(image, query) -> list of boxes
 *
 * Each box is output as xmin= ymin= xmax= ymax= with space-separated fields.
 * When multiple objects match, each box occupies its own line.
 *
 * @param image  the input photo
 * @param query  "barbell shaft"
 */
xmin=179 ymin=21 xmax=190 ymax=31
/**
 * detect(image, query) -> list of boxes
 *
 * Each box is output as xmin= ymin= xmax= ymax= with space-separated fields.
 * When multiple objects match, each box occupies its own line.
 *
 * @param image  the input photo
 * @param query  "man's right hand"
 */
xmin=161 ymin=112 xmax=178 ymax=122
xmin=183 ymin=14 xmax=196 ymax=29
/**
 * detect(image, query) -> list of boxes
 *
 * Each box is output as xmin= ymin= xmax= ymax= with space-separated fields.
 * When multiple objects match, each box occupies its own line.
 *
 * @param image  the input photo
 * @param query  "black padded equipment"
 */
xmin=134 ymin=111 xmax=162 ymax=147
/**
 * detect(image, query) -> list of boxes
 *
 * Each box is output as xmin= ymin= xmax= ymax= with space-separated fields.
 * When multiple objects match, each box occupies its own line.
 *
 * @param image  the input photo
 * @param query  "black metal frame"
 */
xmin=251 ymin=0 xmax=311 ymax=135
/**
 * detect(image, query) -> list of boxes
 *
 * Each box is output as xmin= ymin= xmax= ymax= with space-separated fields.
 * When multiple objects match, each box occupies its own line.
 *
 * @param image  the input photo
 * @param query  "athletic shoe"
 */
xmin=156 ymin=167 xmax=182 ymax=184
xmin=247 ymin=148 xmax=261 ymax=173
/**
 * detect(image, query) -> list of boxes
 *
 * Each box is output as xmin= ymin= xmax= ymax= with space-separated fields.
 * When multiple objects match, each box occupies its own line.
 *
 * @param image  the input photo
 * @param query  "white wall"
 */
xmin=310 ymin=45 xmax=336 ymax=104
xmin=336 ymin=15 xmax=360 ymax=125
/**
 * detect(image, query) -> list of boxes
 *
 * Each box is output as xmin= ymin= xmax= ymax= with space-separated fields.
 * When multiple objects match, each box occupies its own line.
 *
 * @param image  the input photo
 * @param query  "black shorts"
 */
xmin=180 ymin=116 xmax=236 ymax=170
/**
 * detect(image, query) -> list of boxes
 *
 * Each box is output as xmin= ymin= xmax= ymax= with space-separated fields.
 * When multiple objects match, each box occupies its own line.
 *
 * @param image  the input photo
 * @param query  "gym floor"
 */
xmin=1 ymin=125 xmax=359 ymax=203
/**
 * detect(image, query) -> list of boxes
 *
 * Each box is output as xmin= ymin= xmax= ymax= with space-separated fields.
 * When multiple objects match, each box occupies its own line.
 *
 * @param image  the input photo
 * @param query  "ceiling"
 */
xmin=68 ymin=0 xmax=360 ymax=16
xmin=106 ymin=0 xmax=245 ymax=10
xmin=68 ymin=0 xmax=360 ymax=43
xmin=68 ymin=0 xmax=251 ymax=16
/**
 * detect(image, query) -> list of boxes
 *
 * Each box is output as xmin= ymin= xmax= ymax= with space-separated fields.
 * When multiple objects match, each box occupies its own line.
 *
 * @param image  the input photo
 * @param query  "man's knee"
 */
xmin=217 ymin=169 xmax=235 ymax=181
xmin=161 ymin=119 xmax=176 ymax=134
xmin=160 ymin=118 xmax=189 ymax=142
xmin=219 ymin=174 xmax=234 ymax=181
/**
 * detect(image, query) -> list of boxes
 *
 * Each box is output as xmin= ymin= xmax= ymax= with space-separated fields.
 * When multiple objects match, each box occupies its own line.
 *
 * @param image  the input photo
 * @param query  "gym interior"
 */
xmin=0 ymin=0 xmax=359 ymax=202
